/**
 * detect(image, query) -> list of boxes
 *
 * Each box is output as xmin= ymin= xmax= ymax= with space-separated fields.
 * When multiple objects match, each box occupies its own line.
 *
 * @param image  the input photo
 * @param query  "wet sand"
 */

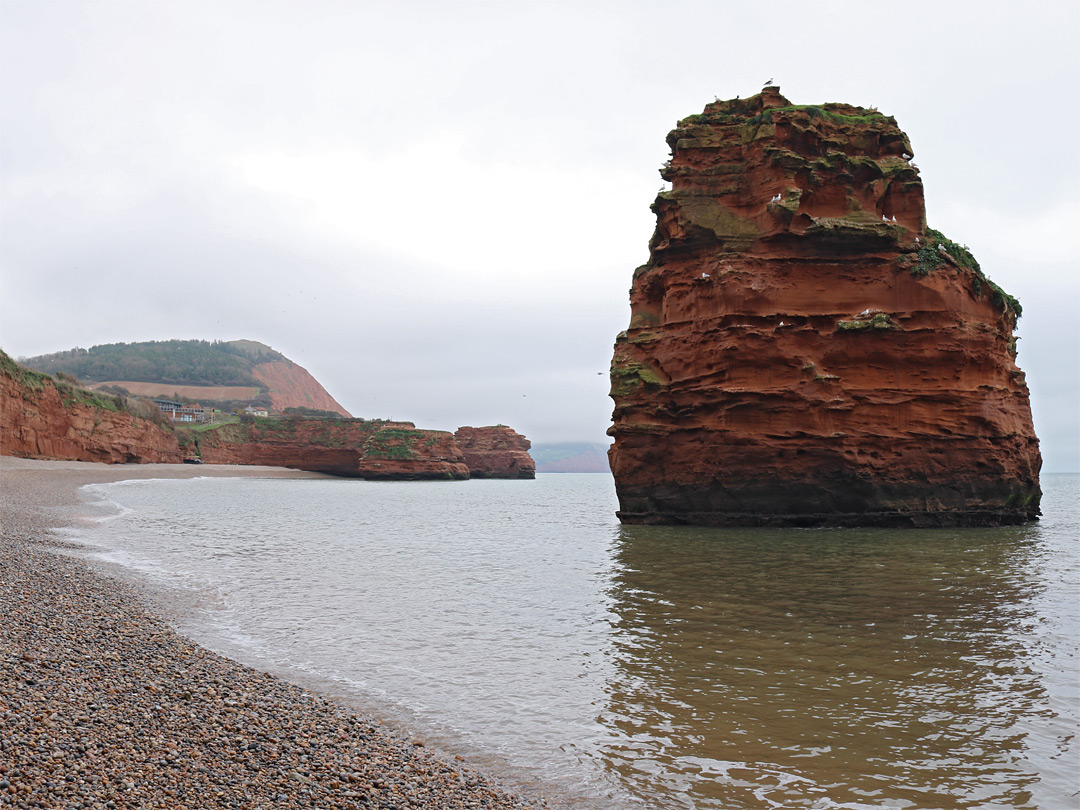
xmin=0 ymin=457 xmax=547 ymax=809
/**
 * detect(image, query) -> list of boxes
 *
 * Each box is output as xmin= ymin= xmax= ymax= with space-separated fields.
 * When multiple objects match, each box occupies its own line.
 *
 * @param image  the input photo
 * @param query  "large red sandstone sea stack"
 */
xmin=608 ymin=87 xmax=1041 ymax=527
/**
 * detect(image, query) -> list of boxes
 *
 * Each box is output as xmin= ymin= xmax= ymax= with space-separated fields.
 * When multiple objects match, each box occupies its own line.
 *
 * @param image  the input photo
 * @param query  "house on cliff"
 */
xmin=152 ymin=398 xmax=210 ymax=424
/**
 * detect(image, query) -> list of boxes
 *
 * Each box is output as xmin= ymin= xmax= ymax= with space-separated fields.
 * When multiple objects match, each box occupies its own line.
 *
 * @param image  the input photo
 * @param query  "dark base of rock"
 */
xmin=617 ymin=508 xmax=1038 ymax=528
xmin=469 ymin=471 xmax=536 ymax=480
xmin=615 ymin=480 xmax=1042 ymax=528
xmin=359 ymin=471 xmax=470 ymax=481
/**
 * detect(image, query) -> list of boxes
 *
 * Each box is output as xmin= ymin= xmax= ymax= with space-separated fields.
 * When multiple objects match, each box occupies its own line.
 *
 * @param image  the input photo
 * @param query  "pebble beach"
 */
xmin=0 ymin=458 xmax=547 ymax=810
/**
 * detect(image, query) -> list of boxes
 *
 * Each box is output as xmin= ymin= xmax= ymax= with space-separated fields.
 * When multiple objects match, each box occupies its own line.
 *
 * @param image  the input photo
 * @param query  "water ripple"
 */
xmin=68 ymin=473 xmax=1079 ymax=809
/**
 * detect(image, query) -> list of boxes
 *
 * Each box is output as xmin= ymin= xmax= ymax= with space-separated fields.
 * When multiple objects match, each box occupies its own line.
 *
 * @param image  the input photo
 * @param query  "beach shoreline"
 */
xmin=0 ymin=456 xmax=548 ymax=809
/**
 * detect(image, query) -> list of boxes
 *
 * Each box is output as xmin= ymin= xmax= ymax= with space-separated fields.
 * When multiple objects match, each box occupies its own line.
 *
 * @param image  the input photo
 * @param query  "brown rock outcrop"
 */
xmin=198 ymin=420 xmax=469 ymax=480
xmin=608 ymin=87 xmax=1041 ymax=527
xmin=454 ymin=426 xmax=536 ymax=479
xmin=356 ymin=428 xmax=470 ymax=480
xmin=1 ymin=353 xmax=182 ymax=464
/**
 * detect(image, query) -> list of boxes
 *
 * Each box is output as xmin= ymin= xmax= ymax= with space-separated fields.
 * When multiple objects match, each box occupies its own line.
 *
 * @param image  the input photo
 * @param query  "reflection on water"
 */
xmin=601 ymin=519 xmax=1074 ymax=808
xmin=69 ymin=474 xmax=1078 ymax=809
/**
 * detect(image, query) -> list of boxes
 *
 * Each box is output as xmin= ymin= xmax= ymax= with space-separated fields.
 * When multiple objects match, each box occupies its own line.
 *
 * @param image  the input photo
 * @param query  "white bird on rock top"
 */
xmin=701 ymin=272 xmax=711 ymax=279
xmin=770 ymin=193 xmax=782 ymax=203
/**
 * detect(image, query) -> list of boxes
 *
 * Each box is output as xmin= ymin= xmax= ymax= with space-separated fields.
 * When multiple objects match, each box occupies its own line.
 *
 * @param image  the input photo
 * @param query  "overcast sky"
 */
xmin=2 ymin=0 xmax=1077 ymax=471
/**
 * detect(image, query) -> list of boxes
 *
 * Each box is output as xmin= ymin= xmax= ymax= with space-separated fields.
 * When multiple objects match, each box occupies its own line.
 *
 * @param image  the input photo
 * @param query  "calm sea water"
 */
xmin=68 ymin=473 xmax=1078 ymax=809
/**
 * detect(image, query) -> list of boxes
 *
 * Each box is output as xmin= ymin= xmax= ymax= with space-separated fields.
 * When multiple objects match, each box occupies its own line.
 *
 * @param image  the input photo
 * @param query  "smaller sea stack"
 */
xmin=454 ymin=426 xmax=536 ymax=479
xmin=608 ymin=87 xmax=1041 ymax=527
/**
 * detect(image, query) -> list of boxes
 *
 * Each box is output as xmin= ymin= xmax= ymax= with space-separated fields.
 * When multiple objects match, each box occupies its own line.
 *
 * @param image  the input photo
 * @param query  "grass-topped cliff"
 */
xmin=1 ymin=349 xmax=182 ymax=463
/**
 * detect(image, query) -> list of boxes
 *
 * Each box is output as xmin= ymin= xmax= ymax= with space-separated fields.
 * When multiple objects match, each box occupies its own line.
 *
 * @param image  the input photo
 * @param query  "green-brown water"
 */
xmin=71 ymin=473 xmax=1078 ymax=808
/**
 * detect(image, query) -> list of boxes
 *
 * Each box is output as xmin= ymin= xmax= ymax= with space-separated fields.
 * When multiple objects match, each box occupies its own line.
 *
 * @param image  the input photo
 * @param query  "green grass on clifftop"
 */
xmin=1 ymin=350 xmax=51 ymax=393
xmin=907 ymin=229 xmax=1022 ymax=318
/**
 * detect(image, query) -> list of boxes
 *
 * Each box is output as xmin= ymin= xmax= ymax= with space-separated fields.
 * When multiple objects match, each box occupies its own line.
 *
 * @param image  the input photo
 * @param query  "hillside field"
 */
xmin=88 ymin=381 xmax=262 ymax=402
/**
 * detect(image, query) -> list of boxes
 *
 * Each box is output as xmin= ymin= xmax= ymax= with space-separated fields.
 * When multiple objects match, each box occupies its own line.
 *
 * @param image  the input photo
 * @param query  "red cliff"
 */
xmin=608 ymin=87 xmax=1041 ymax=527
xmin=2 ymin=352 xmax=467 ymax=479
xmin=455 ymin=426 xmax=536 ymax=479
xmin=356 ymin=428 xmax=469 ymax=480
xmin=198 ymin=420 xmax=468 ymax=480
xmin=1 ymin=352 xmax=182 ymax=464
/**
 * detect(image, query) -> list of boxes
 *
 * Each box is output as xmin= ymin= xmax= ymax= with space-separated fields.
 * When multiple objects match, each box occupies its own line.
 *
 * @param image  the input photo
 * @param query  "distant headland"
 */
xmin=1 ymin=341 xmax=534 ymax=480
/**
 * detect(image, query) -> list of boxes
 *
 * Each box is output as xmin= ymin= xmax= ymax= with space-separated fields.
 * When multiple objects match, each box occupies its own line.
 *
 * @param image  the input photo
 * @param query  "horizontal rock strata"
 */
xmin=455 ymin=426 xmax=536 ymax=479
xmin=199 ymin=421 xmax=470 ymax=480
xmin=608 ymin=87 xmax=1041 ymax=527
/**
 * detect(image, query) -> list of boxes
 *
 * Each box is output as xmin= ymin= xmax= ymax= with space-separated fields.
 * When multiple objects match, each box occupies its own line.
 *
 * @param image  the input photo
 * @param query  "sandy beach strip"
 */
xmin=0 ymin=457 xmax=547 ymax=810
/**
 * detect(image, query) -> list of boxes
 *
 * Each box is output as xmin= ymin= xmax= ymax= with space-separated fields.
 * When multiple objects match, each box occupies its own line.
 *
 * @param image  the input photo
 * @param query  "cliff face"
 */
xmin=198 ymin=420 xmax=468 ymax=480
xmin=3 ymin=350 xmax=523 ymax=483
xmin=251 ymin=360 xmax=351 ymax=417
xmin=609 ymin=87 xmax=1041 ymax=527
xmin=1 ymin=354 xmax=182 ymax=464
xmin=356 ymin=428 xmax=470 ymax=480
xmin=454 ymin=426 xmax=536 ymax=479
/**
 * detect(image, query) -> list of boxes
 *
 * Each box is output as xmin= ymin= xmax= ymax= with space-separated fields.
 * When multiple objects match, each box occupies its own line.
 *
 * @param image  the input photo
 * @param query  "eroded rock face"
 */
xmin=1 ymin=356 xmax=182 ymax=464
xmin=199 ymin=420 xmax=469 ymax=480
xmin=251 ymin=360 xmax=352 ymax=417
xmin=2 ymin=352 xmax=473 ymax=481
xmin=454 ymin=426 xmax=536 ymax=479
xmin=609 ymin=88 xmax=1041 ymax=527
xmin=356 ymin=427 xmax=470 ymax=480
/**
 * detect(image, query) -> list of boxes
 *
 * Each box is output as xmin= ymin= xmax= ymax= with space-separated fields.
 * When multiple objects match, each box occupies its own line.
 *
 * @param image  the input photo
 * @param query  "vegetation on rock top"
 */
xmin=2 ymin=349 xmax=170 ymax=426
xmin=744 ymin=104 xmax=888 ymax=128
xmin=1 ymin=349 xmax=51 ymax=393
xmin=363 ymin=428 xmax=422 ymax=460
xmin=906 ymin=228 xmax=1022 ymax=318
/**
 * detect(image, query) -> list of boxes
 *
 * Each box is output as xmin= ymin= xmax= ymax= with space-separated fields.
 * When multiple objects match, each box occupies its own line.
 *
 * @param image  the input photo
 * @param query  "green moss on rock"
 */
xmin=363 ymin=428 xmax=421 ymax=460
xmin=837 ymin=313 xmax=895 ymax=331
xmin=0 ymin=350 xmax=51 ymax=393
xmin=907 ymin=228 xmax=1021 ymax=318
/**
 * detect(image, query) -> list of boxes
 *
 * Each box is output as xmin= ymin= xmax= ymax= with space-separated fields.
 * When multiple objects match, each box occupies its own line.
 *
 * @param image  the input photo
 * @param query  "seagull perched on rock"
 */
xmin=701 ymin=272 xmax=711 ymax=279
xmin=764 ymin=77 xmax=774 ymax=85
xmin=770 ymin=193 xmax=782 ymax=203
